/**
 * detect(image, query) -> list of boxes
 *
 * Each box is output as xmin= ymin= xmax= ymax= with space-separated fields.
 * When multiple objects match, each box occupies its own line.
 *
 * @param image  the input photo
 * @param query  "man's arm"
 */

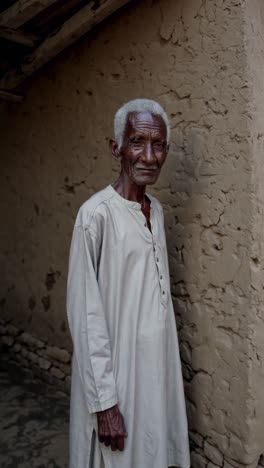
xmin=67 ymin=223 xmax=127 ymax=451
xmin=67 ymin=224 xmax=118 ymax=412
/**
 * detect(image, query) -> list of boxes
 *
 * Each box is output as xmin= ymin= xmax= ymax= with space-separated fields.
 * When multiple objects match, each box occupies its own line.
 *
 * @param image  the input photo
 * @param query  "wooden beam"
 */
xmin=0 ymin=0 xmax=132 ymax=91
xmin=0 ymin=0 xmax=57 ymax=29
xmin=0 ymin=89 xmax=24 ymax=102
xmin=0 ymin=26 xmax=38 ymax=47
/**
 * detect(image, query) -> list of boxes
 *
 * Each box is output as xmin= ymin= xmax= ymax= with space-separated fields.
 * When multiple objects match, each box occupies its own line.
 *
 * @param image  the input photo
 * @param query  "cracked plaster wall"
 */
xmin=243 ymin=0 xmax=264 ymax=461
xmin=0 ymin=0 xmax=263 ymax=466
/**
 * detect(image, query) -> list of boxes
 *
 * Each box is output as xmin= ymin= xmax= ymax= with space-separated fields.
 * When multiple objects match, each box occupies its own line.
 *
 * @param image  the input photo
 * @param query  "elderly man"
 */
xmin=67 ymin=99 xmax=190 ymax=468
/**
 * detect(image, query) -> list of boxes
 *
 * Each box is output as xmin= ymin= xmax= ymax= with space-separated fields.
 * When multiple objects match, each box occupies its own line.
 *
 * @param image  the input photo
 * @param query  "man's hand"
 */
xmin=97 ymin=405 xmax=128 ymax=451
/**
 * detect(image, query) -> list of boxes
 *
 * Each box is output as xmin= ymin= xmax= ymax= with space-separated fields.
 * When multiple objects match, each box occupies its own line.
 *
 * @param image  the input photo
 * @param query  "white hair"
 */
xmin=114 ymin=98 xmax=170 ymax=149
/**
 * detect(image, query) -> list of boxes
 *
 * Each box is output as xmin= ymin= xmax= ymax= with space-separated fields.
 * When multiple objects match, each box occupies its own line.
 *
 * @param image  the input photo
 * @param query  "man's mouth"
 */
xmin=135 ymin=166 xmax=158 ymax=172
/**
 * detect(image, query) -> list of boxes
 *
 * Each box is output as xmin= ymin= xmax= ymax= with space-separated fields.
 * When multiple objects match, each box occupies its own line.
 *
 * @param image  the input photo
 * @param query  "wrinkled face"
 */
xmin=119 ymin=111 xmax=168 ymax=186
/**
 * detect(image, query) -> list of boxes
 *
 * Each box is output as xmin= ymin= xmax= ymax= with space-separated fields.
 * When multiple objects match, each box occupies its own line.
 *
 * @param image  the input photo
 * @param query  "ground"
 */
xmin=0 ymin=356 xmax=69 ymax=468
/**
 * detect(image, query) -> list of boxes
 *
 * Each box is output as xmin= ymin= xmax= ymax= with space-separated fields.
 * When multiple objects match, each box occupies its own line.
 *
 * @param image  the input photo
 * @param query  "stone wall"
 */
xmin=0 ymin=317 xmax=71 ymax=394
xmin=0 ymin=0 xmax=264 ymax=466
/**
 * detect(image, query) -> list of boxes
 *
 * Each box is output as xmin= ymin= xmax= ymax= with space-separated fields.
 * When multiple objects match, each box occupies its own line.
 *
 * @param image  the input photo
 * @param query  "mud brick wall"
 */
xmin=243 ymin=0 xmax=264 ymax=460
xmin=1 ymin=0 xmax=264 ymax=466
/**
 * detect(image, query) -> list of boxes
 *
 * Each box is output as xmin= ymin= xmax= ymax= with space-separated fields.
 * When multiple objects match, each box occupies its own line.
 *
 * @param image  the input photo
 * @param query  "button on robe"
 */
xmin=67 ymin=185 xmax=190 ymax=468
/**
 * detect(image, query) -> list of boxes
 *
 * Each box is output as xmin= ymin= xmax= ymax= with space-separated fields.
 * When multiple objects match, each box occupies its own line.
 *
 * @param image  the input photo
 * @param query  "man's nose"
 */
xmin=142 ymin=143 xmax=156 ymax=164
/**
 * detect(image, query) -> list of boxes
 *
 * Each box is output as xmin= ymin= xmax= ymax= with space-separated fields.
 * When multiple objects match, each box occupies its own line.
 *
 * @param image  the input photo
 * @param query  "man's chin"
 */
xmin=145 ymin=178 xmax=158 ymax=186
xmin=133 ymin=174 xmax=160 ymax=186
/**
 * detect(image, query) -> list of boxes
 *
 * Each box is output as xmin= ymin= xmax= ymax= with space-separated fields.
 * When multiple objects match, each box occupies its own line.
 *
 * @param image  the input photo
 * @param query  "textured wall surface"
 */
xmin=243 ymin=0 xmax=264 ymax=461
xmin=0 ymin=0 xmax=263 ymax=466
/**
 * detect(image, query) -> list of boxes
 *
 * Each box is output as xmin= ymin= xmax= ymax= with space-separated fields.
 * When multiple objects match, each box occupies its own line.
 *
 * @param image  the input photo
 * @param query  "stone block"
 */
xmin=57 ymin=362 xmax=71 ymax=376
xmin=42 ymin=370 xmax=55 ymax=385
xmin=23 ymin=367 xmax=34 ymax=378
xmin=1 ymin=336 xmax=14 ymax=347
xmin=204 ymin=441 xmax=223 ymax=466
xmin=27 ymin=351 xmax=39 ymax=364
xmin=38 ymin=357 xmax=51 ymax=370
xmin=192 ymin=346 xmax=215 ymax=375
xmin=182 ymin=365 xmax=192 ymax=381
xmin=21 ymin=347 xmax=28 ymax=358
xmin=208 ymin=463 xmax=220 ymax=468
xmin=46 ymin=346 xmax=71 ymax=363
xmin=50 ymin=366 xmax=65 ymax=380
xmin=19 ymin=332 xmax=44 ymax=349
xmin=180 ymin=341 xmax=192 ymax=365
xmin=190 ymin=431 xmax=204 ymax=449
xmin=223 ymin=461 xmax=237 ymax=468
xmin=55 ymin=390 xmax=68 ymax=398
xmin=6 ymin=325 xmax=19 ymax=336
xmin=224 ymin=456 xmax=258 ymax=468
xmin=13 ymin=343 xmax=21 ymax=353
xmin=191 ymin=451 xmax=207 ymax=468
xmin=31 ymin=363 xmax=43 ymax=379
xmin=209 ymin=433 xmax=229 ymax=453
xmin=15 ymin=354 xmax=29 ymax=367
xmin=55 ymin=378 xmax=68 ymax=392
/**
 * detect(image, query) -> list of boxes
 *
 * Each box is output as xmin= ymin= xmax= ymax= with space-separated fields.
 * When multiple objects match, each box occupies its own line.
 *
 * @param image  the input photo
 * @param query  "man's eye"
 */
xmin=153 ymin=142 xmax=164 ymax=148
xmin=131 ymin=138 xmax=142 ymax=145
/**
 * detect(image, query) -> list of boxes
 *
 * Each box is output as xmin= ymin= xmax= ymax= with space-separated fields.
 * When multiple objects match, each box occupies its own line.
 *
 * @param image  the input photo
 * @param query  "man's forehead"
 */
xmin=126 ymin=111 xmax=166 ymax=133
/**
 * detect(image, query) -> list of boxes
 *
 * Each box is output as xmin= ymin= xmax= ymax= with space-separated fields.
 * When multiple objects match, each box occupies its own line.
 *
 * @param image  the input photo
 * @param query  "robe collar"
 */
xmin=108 ymin=184 xmax=152 ymax=211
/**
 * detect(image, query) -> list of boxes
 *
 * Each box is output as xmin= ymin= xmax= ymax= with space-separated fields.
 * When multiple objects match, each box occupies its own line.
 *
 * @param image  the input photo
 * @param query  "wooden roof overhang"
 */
xmin=0 ymin=0 xmax=132 ymax=102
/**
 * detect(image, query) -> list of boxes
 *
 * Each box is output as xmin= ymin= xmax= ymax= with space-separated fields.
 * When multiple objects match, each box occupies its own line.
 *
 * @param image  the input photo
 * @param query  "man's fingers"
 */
xmin=104 ymin=436 xmax=111 ymax=447
xmin=103 ymin=432 xmax=128 ymax=451
xmin=110 ymin=438 xmax=117 ymax=451
xmin=97 ymin=406 xmax=128 ymax=451
xmin=116 ymin=436 xmax=124 ymax=451
xmin=121 ymin=417 xmax=128 ymax=438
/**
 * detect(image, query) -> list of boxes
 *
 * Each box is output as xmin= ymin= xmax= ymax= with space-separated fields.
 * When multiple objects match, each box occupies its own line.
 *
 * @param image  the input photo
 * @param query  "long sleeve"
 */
xmin=67 ymin=224 xmax=118 ymax=413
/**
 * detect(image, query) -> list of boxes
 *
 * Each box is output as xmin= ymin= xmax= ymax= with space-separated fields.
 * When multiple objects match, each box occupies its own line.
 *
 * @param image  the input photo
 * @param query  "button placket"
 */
xmin=149 ymin=204 xmax=168 ymax=306
xmin=152 ymin=238 xmax=167 ymax=304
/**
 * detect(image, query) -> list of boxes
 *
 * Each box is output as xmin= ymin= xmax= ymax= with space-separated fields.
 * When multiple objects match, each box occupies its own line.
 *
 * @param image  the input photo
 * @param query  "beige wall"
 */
xmin=0 ymin=0 xmax=263 ymax=466
xmin=244 ymin=0 xmax=264 ymax=461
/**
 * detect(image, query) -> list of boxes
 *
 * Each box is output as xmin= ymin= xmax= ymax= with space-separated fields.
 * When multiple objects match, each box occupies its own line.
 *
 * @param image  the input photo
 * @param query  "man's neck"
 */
xmin=112 ymin=175 xmax=146 ymax=204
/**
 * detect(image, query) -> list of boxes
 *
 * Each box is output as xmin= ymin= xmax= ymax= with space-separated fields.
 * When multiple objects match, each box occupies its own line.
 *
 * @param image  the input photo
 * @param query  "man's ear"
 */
xmin=110 ymin=139 xmax=122 ymax=161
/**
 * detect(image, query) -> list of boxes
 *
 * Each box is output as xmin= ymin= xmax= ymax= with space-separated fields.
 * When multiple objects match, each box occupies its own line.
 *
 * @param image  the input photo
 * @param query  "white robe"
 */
xmin=67 ymin=185 xmax=190 ymax=468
